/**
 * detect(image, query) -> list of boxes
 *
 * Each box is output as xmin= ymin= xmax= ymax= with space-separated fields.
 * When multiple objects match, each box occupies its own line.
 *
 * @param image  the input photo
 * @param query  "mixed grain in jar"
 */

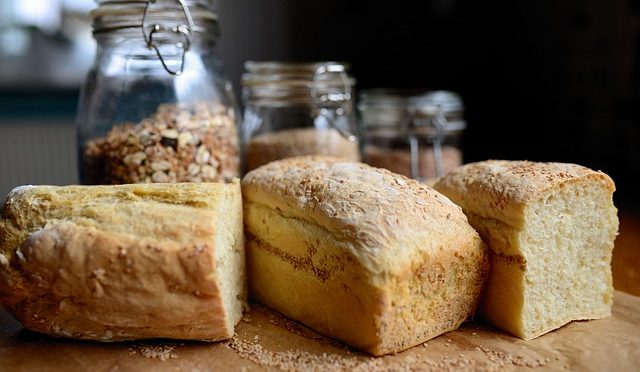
xmin=77 ymin=0 xmax=240 ymax=184
xmin=242 ymin=62 xmax=360 ymax=171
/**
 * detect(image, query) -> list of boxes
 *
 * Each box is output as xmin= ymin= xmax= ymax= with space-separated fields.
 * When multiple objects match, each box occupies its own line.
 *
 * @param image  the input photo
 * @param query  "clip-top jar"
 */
xmin=77 ymin=0 xmax=240 ymax=185
xmin=241 ymin=62 xmax=360 ymax=171
xmin=359 ymin=90 xmax=466 ymax=182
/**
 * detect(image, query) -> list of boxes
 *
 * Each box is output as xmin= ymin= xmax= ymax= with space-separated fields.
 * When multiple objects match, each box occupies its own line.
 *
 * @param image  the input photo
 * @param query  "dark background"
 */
xmin=1 ymin=0 xmax=639 ymax=209
xmin=218 ymin=0 xmax=640 ymax=209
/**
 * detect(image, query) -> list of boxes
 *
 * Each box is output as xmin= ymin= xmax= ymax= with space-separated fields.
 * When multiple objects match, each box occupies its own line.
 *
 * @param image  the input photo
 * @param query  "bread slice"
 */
xmin=242 ymin=156 xmax=489 ymax=356
xmin=433 ymin=160 xmax=618 ymax=340
xmin=0 ymin=182 xmax=245 ymax=342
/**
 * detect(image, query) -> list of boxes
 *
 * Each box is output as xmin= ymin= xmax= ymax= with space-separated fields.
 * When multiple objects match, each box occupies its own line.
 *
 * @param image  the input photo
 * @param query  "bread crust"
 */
xmin=0 ymin=182 xmax=245 ymax=342
xmin=433 ymin=160 xmax=615 ymax=229
xmin=242 ymin=156 xmax=489 ymax=355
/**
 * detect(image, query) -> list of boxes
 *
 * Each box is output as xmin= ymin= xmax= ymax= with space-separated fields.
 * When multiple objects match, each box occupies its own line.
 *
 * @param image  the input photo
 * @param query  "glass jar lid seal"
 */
xmin=410 ymin=90 xmax=464 ymax=116
xmin=91 ymin=0 xmax=218 ymax=76
xmin=243 ymin=61 xmax=356 ymax=107
xmin=91 ymin=1 xmax=218 ymax=34
xmin=359 ymin=89 xmax=466 ymax=136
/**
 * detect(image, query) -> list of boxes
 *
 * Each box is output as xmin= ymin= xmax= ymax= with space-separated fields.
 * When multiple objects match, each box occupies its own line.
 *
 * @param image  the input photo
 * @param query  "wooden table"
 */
xmin=1 ymin=213 xmax=639 ymax=371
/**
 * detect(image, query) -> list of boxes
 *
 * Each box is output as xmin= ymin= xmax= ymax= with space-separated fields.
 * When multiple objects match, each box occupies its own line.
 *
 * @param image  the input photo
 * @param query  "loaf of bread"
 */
xmin=242 ymin=156 xmax=489 ymax=356
xmin=0 ymin=182 xmax=246 ymax=342
xmin=433 ymin=160 xmax=618 ymax=340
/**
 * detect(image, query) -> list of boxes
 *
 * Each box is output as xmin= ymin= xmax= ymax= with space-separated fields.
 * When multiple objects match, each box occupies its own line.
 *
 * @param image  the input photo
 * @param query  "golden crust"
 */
xmin=242 ymin=156 xmax=489 ymax=355
xmin=242 ymin=156 xmax=479 ymax=278
xmin=433 ymin=160 xmax=616 ymax=227
xmin=0 ymin=182 xmax=245 ymax=342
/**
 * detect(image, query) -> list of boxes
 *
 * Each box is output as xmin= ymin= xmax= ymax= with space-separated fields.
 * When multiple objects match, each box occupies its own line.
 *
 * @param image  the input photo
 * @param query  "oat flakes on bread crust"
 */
xmin=434 ymin=160 xmax=615 ymax=227
xmin=242 ymin=156 xmax=489 ymax=355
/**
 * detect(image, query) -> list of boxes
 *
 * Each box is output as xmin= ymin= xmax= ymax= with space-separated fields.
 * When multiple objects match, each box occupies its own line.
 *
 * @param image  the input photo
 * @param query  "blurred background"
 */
xmin=1 ymin=0 xmax=639 ymax=210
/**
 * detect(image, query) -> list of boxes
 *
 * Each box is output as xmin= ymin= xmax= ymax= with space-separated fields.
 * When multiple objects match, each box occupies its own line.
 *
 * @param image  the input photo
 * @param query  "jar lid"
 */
xmin=242 ymin=61 xmax=356 ymax=107
xmin=359 ymin=89 xmax=466 ymax=137
xmin=410 ymin=90 xmax=464 ymax=116
xmin=95 ymin=0 xmax=214 ymax=6
xmin=91 ymin=0 xmax=218 ymax=34
xmin=358 ymin=89 xmax=418 ymax=126
xmin=91 ymin=0 xmax=218 ymax=76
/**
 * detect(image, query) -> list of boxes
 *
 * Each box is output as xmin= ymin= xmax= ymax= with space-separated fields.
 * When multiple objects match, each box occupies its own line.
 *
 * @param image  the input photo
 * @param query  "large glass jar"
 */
xmin=359 ymin=90 xmax=466 ymax=183
xmin=76 ymin=0 xmax=240 ymax=184
xmin=241 ymin=62 xmax=359 ymax=171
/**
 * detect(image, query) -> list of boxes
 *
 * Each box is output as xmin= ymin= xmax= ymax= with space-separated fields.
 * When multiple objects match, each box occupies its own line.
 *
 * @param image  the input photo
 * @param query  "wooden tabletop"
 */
xmin=612 ymin=212 xmax=640 ymax=296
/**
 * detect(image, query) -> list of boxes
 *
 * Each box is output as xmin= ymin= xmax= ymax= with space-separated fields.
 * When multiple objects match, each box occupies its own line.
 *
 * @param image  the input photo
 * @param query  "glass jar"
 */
xmin=76 ymin=0 xmax=240 ymax=185
xmin=241 ymin=61 xmax=359 ymax=171
xmin=359 ymin=90 xmax=466 ymax=182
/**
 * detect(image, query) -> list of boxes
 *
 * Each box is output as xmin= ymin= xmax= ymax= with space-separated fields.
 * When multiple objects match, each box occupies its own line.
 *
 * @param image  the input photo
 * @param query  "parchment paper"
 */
xmin=1 ymin=291 xmax=639 ymax=371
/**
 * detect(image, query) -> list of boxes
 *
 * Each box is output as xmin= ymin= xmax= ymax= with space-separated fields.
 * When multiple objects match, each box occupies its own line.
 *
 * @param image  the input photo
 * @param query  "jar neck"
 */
xmin=242 ymin=62 xmax=355 ymax=109
xmin=94 ymin=29 xmax=216 ymax=52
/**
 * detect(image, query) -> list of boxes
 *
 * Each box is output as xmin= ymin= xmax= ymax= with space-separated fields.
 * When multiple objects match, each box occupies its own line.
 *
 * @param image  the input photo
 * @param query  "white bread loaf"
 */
xmin=242 ymin=156 xmax=489 ymax=356
xmin=0 ymin=182 xmax=246 ymax=342
xmin=433 ymin=160 xmax=618 ymax=340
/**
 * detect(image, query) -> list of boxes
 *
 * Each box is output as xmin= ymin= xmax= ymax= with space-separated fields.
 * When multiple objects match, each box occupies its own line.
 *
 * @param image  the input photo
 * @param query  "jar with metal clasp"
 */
xmin=359 ymin=90 xmax=466 ymax=183
xmin=241 ymin=62 xmax=359 ymax=171
xmin=76 ymin=0 xmax=240 ymax=185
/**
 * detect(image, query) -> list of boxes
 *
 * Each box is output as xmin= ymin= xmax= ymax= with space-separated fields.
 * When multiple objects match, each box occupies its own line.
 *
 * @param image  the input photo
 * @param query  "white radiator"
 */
xmin=0 ymin=119 xmax=79 ymax=202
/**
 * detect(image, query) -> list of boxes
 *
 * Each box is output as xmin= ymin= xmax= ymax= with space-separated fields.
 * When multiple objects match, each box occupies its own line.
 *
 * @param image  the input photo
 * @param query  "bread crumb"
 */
xmin=128 ymin=344 xmax=179 ymax=361
xmin=226 ymin=332 xmax=557 ymax=372
xmin=226 ymin=337 xmax=385 ymax=371
xmin=476 ymin=345 xmax=550 ymax=368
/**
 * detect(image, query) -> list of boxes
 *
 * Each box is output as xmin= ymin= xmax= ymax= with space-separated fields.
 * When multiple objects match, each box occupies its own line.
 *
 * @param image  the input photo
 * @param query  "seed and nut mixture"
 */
xmin=83 ymin=102 xmax=239 ymax=184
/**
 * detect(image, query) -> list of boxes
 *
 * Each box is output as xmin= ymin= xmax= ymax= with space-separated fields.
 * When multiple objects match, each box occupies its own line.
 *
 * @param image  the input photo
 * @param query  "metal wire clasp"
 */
xmin=310 ymin=64 xmax=356 ymax=142
xmin=408 ymin=104 xmax=447 ymax=180
xmin=142 ymin=0 xmax=194 ymax=75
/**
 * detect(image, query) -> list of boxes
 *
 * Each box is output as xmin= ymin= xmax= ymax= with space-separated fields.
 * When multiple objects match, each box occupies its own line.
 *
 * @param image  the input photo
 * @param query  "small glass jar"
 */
xmin=359 ymin=90 xmax=466 ymax=182
xmin=76 ymin=0 xmax=240 ymax=185
xmin=241 ymin=61 xmax=360 ymax=171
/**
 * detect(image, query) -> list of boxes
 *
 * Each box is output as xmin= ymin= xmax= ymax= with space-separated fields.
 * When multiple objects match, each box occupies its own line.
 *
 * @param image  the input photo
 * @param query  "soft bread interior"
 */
xmin=478 ymin=179 xmax=618 ymax=339
xmin=517 ymin=180 xmax=617 ymax=338
xmin=213 ymin=186 xmax=246 ymax=333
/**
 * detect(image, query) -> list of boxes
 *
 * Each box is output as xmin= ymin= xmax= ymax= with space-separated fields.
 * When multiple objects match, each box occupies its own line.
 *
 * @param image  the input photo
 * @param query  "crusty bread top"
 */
xmin=0 ymin=181 xmax=240 ymax=260
xmin=242 ymin=156 xmax=483 ymax=277
xmin=433 ymin=160 xmax=616 ymax=227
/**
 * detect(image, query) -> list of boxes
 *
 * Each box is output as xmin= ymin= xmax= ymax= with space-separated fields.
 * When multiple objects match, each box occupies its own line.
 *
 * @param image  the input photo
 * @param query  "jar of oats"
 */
xmin=359 ymin=90 xmax=466 ymax=183
xmin=76 ymin=0 xmax=240 ymax=184
xmin=241 ymin=62 xmax=359 ymax=171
